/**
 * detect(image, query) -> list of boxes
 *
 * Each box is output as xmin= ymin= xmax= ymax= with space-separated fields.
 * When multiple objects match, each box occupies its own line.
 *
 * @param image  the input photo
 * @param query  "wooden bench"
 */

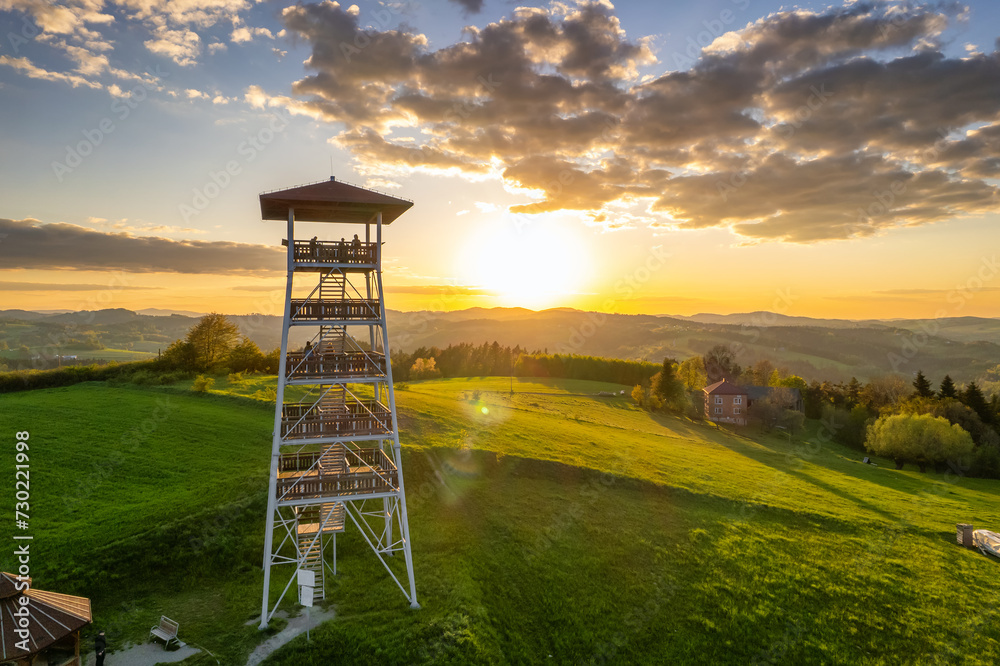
xmin=149 ymin=616 xmax=179 ymax=649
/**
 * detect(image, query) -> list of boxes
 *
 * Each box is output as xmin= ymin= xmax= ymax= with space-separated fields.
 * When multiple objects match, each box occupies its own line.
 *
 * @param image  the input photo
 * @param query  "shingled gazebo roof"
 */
xmin=0 ymin=572 xmax=92 ymax=663
xmin=259 ymin=177 xmax=413 ymax=224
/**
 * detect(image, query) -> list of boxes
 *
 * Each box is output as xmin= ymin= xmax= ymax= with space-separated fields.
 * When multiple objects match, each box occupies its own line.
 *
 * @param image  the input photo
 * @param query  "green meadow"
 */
xmin=1 ymin=376 xmax=998 ymax=664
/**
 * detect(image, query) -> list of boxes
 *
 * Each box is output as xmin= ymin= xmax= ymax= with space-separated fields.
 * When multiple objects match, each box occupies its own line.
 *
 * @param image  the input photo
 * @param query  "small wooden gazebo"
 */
xmin=0 ymin=572 xmax=92 ymax=666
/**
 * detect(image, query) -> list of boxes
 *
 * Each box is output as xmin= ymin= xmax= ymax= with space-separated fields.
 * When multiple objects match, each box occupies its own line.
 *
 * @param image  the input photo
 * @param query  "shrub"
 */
xmin=193 ymin=375 xmax=215 ymax=393
xmin=866 ymin=413 xmax=974 ymax=472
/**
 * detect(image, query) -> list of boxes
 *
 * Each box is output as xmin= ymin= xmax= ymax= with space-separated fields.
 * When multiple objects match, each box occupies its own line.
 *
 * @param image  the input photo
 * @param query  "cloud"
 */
xmin=0 ymin=218 xmax=283 ymax=274
xmin=448 ymin=0 xmax=484 ymax=14
xmin=231 ymin=25 xmax=274 ymax=44
xmin=0 ymin=281 xmax=162 ymax=291
xmin=269 ymin=1 xmax=1000 ymax=243
xmin=144 ymin=27 xmax=201 ymax=67
xmin=0 ymin=54 xmax=101 ymax=88
xmin=232 ymin=285 xmax=283 ymax=292
xmin=0 ymin=0 xmax=113 ymax=41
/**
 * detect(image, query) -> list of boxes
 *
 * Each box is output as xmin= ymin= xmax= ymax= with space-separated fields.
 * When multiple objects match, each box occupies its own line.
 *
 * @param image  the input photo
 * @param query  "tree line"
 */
xmin=392 ymin=341 xmax=660 ymax=386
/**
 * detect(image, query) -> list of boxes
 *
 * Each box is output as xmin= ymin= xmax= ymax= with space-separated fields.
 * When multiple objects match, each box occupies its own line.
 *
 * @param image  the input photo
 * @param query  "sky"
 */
xmin=0 ymin=0 xmax=999 ymax=320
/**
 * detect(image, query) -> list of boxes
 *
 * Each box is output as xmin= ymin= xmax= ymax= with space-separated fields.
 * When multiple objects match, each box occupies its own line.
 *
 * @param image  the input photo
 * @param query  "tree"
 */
xmin=227 ymin=337 xmax=266 ymax=373
xmin=703 ymin=344 xmax=741 ymax=384
xmin=865 ymin=413 xmax=974 ymax=472
xmin=779 ymin=408 xmax=805 ymax=435
xmin=846 ymin=377 xmax=863 ymax=406
xmin=939 ymin=374 xmax=957 ymax=399
xmin=750 ymin=359 xmax=775 ymax=386
xmin=961 ymin=381 xmax=992 ymax=424
xmin=677 ymin=356 xmax=707 ymax=390
xmin=912 ymin=370 xmax=933 ymax=398
xmin=410 ymin=357 xmax=441 ymax=379
xmin=859 ymin=374 xmax=908 ymax=413
xmin=651 ymin=358 xmax=685 ymax=410
xmin=160 ymin=339 xmax=197 ymax=369
xmin=631 ymin=384 xmax=646 ymax=407
xmin=748 ymin=389 xmax=796 ymax=431
xmin=186 ymin=313 xmax=240 ymax=370
xmin=776 ymin=375 xmax=807 ymax=390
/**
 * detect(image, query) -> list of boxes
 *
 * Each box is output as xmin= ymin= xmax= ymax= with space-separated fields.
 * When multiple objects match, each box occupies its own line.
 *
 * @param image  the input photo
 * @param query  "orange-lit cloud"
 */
xmin=265 ymin=1 xmax=1000 ymax=242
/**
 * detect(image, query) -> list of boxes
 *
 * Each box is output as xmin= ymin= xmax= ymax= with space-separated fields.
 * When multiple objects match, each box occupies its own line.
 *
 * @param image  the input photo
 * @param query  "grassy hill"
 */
xmin=1 ymin=377 xmax=998 ymax=664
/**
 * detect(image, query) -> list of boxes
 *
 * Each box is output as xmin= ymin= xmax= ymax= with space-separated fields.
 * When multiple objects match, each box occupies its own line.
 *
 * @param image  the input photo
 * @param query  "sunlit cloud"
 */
xmin=259 ymin=1 xmax=1000 ymax=243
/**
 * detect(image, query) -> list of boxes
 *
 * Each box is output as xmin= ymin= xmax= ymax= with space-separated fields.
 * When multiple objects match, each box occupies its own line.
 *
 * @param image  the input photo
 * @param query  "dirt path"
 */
xmin=85 ymin=642 xmax=201 ymax=665
xmin=245 ymin=607 xmax=337 ymax=666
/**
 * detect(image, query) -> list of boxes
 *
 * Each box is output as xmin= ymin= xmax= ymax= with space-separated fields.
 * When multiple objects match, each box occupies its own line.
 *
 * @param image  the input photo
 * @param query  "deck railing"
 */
xmin=290 ymin=299 xmax=380 ymax=322
xmin=278 ymin=447 xmax=393 ymax=473
xmin=281 ymin=400 xmax=392 ymax=439
xmin=286 ymin=350 xmax=386 ymax=380
xmin=277 ymin=468 xmax=399 ymax=502
xmin=293 ymin=239 xmax=376 ymax=265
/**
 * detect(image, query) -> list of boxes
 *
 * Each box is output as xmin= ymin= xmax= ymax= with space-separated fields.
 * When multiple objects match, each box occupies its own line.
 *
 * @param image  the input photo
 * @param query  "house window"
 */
xmin=715 ymin=396 xmax=723 ymax=404
xmin=714 ymin=407 xmax=722 ymax=414
xmin=734 ymin=408 xmax=741 ymax=415
xmin=734 ymin=396 xmax=743 ymax=405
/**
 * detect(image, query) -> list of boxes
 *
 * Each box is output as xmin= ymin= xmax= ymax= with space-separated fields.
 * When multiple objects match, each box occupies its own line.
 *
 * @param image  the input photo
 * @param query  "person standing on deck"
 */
xmin=309 ymin=236 xmax=319 ymax=260
xmin=338 ymin=237 xmax=347 ymax=263
xmin=95 ymin=630 xmax=106 ymax=666
xmin=352 ymin=234 xmax=362 ymax=262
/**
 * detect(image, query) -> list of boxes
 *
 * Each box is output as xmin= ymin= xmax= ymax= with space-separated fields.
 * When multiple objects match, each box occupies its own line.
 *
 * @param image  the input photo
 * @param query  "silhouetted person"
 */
xmin=338 ymin=237 xmax=347 ymax=263
xmin=352 ymin=234 xmax=362 ymax=262
xmin=309 ymin=236 xmax=318 ymax=260
xmin=95 ymin=630 xmax=106 ymax=666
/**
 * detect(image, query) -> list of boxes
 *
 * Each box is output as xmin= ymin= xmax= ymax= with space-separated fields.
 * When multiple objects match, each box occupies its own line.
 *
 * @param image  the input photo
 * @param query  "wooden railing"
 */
xmin=290 ymin=299 xmax=380 ymax=321
xmin=277 ymin=467 xmax=399 ymax=502
xmin=286 ymin=351 xmax=386 ymax=380
xmin=278 ymin=447 xmax=393 ymax=473
xmin=293 ymin=239 xmax=376 ymax=265
xmin=281 ymin=400 xmax=392 ymax=439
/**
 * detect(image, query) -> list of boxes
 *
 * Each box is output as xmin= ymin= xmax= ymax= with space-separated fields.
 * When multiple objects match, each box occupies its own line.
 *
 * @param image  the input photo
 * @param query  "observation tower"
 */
xmin=258 ymin=177 xmax=418 ymax=628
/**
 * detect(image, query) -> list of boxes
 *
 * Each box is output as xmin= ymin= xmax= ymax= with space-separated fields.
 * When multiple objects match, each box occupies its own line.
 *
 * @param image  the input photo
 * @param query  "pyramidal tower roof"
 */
xmin=259 ymin=177 xmax=413 ymax=224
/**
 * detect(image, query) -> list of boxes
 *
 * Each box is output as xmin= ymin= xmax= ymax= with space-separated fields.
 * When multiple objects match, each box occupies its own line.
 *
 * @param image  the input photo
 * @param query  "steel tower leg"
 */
xmin=260 ymin=208 xmax=296 ymax=629
xmin=376 ymin=211 xmax=419 ymax=608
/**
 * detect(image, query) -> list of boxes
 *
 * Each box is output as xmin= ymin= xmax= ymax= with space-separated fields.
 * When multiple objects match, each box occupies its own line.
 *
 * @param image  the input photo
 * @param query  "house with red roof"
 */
xmin=703 ymin=379 xmax=748 ymax=425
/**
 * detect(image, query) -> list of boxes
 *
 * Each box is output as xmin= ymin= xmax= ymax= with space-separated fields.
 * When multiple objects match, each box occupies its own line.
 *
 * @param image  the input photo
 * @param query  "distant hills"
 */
xmin=1 ymin=307 xmax=998 ymax=384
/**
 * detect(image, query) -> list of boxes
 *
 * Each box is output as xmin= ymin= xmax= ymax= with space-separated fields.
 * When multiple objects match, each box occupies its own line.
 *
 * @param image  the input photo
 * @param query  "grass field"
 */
xmin=1 ymin=376 xmax=998 ymax=664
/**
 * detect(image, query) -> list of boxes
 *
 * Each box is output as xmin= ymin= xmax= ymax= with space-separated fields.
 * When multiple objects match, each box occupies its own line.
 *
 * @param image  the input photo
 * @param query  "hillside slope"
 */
xmin=0 ymin=378 xmax=997 ymax=664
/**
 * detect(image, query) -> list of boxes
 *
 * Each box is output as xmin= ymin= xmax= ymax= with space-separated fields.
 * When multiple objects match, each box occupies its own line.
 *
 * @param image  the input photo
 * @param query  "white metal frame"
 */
xmin=260 ymin=209 xmax=418 ymax=630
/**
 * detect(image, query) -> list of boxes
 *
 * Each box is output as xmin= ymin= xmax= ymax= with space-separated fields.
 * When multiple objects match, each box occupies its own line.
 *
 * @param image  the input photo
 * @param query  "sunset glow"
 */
xmin=0 ymin=0 xmax=998 ymax=321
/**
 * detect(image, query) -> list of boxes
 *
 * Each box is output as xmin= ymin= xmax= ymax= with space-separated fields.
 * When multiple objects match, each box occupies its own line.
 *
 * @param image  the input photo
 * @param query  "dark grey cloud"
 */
xmin=273 ymin=1 xmax=1000 ymax=242
xmin=0 ymin=281 xmax=162 ymax=291
xmin=0 ymin=218 xmax=283 ymax=274
xmin=449 ymin=0 xmax=484 ymax=14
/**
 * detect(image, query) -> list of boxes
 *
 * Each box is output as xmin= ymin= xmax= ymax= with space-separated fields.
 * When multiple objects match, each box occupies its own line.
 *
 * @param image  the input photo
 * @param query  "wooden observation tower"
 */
xmin=258 ymin=177 xmax=418 ymax=628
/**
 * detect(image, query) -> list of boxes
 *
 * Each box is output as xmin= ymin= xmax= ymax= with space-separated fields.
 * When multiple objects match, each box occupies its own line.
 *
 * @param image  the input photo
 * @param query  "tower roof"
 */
xmin=259 ymin=177 xmax=413 ymax=224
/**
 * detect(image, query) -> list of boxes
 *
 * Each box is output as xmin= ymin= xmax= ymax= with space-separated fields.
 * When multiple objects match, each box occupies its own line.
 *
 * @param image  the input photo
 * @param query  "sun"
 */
xmin=459 ymin=216 xmax=589 ymax=309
